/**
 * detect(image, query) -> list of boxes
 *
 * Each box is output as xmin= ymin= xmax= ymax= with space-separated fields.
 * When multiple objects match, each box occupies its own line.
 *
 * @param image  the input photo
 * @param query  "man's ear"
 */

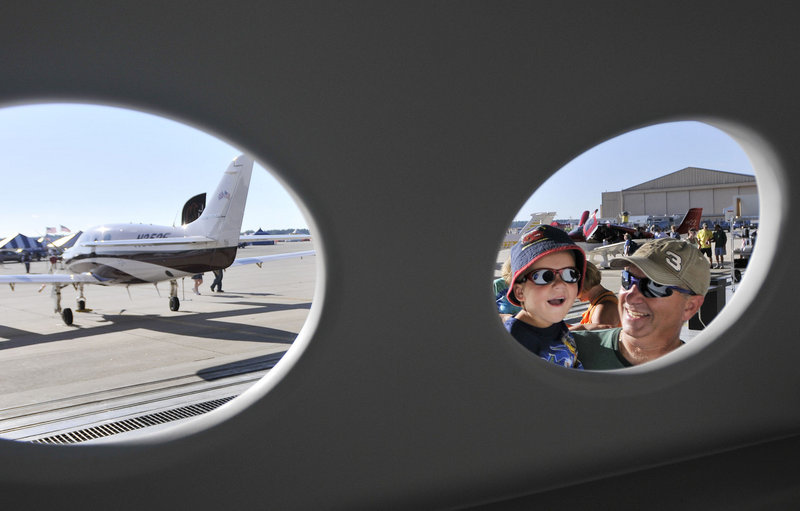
xmin=681 ymin=295 xmax=705 ymax=321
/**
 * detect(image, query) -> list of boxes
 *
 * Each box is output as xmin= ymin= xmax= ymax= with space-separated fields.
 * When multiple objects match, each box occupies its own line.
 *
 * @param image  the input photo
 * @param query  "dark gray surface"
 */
xmin=0 ymin=3 xmax=796 ymax=510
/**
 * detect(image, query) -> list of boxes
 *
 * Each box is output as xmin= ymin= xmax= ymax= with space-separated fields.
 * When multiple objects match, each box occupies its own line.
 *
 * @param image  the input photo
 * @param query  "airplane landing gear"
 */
xmin=51 ymin=283 xmax=82 ymax=325
xmin=76 ymin=284 xmax=87 ymax=311
xmin=51 ymin=284 xmax=73 ymax=325
xmin=169 ymin=279 xmax=180 ymax=311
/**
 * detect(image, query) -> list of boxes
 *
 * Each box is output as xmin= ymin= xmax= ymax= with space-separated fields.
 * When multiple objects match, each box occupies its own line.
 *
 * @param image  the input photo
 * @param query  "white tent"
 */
xmin=46 ymin=231 xmax=82 ymax=251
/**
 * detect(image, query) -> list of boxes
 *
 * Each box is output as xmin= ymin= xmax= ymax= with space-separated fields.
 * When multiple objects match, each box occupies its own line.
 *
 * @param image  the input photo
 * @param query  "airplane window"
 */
xmin=0 ymin=103 xmax=317 ymax=443
xmin=496 ymin=121 xmax=758 ymax=370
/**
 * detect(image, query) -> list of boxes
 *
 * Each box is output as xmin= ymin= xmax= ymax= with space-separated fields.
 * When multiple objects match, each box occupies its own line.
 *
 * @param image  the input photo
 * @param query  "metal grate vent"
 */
xmin=30 ymin=396 xmax=237 ymax=445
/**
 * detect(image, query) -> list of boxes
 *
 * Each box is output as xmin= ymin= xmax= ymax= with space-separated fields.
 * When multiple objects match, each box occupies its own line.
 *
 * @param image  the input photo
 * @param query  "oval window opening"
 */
xmin=496 ymin=121 xmax=758 ymax=370
xmin=0 ymin=103 xmax=316 ymax=443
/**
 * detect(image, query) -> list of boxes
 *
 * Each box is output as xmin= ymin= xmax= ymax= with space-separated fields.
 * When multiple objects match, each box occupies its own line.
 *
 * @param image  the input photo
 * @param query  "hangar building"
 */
xmin=600 ymin=167 xmax=757 ymax=224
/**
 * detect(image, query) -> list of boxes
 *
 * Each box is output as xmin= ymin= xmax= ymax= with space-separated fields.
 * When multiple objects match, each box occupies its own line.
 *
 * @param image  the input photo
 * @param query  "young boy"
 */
xmin=504 ymin=225 xmax=586 ymax=368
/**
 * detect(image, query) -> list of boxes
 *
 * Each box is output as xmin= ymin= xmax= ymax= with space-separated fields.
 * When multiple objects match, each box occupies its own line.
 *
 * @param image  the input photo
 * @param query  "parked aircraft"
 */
xmin=569 ymin=207 xmax=703 ymax=244
xmin=549 ymin=210 xmax=589 ymax=231
xmin=0 ymin=155 xmax=314 ymax=325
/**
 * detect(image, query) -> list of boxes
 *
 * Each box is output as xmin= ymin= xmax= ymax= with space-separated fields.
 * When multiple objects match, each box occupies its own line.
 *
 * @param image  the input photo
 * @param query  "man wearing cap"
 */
xmin=572 ymin=238 xmax=708 ymax=369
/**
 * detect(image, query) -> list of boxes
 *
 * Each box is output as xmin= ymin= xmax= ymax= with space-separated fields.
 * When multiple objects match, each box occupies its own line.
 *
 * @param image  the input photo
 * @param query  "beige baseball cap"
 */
xmin=610 ymin=238 xmax=710 ymax=296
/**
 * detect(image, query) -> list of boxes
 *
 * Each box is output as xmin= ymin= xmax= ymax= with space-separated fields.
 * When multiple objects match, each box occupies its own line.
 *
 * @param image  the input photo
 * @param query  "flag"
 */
xmin=46 ymin=227 xmax=56 ymax=234
xmin=60 ymin=225 xmax=71 ymax=233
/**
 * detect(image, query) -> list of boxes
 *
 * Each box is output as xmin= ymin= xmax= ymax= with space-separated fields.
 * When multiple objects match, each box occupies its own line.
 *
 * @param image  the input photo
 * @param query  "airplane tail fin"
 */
xmin=567 ymin=210 xmax=592 ymax=241
xmin=676 ymin=207 xmax=703 ymax=234
xmin=185 ymin=155 xmax=254 ymax=246
xmin=582 ymin=209 xmax=599 ymax=240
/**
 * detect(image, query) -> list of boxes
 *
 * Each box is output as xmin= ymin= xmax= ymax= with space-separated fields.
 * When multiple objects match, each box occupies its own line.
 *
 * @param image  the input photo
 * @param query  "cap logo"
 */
xmin=665 ymin=250 xmax=682 ymax=272
xmin=520 ymin=227 xmax=546 ymax=245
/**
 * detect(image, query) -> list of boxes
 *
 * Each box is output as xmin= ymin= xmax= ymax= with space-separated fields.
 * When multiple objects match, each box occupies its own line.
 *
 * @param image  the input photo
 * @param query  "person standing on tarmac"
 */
xmin=712 ymin=224 xmax=727 ymax=269
xmin=192 ymin=273 xmax=203 ymax=294
xmin=697 ymin=223 xmax=714 ymax=266
xmin=210 ymin=269 xmax=224 ymax=292
xmin=21 ymin=251 xmax=31 ymax=273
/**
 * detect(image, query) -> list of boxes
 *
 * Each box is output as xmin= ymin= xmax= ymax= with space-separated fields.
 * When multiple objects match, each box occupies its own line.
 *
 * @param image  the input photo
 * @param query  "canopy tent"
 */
xmin=0 ymin=233 xmax=43 ymax=252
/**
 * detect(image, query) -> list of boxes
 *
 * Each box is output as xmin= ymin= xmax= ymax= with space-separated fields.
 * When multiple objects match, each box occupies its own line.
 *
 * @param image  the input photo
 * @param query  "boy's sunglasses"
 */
xmin=518 ymin=267 xmax=580 ymax=286
xmin=621 ymin=269 xmax=694 ymax=298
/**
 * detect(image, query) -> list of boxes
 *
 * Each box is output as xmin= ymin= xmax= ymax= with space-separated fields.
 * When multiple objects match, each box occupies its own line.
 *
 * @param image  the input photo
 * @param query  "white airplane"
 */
xmin=501 ymin=211 xmax=557 ymax=248
xmin=0 ymin=154 xmax=314 ymax=325
xmin=582 ymin=239 xmax=627 ymax=268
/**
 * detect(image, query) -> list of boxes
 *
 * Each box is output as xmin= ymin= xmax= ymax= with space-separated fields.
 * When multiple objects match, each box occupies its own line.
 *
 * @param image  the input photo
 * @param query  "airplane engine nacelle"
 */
xmin=181 ymin=193 xmax=206 ymax=225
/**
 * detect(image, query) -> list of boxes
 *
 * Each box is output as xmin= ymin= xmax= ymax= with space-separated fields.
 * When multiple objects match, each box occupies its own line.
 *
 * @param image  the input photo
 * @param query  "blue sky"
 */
xmin=0 ymin=104 xmax=756 ymax=237
xmin=0 ymin=103 xmax=309 ymax=238
xmin=514 ymin=121 xmax=755 ymax=222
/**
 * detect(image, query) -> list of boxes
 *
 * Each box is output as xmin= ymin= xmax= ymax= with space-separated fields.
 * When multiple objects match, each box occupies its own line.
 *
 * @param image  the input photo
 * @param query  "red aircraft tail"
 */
xmin=676 ymin=207 xmax=703 ymax=234
xmin=582 ymin=209 xmax=599 ymax=240
xmin=567 ymin=210 xmax=592 ymax=241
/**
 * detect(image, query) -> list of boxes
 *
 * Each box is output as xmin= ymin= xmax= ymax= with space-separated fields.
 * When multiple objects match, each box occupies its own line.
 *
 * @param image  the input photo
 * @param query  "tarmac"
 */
xmin=0 ymin=241 xmax=315 ymax=442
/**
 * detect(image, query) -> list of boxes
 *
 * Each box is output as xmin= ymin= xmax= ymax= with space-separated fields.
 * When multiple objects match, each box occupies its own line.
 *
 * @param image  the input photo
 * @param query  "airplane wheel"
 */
xmin=77 ymin=300 xmax=86 ymax=311
xmin=62 ymin=308 xmax=73 ymax=326
xmin=169 ymin=296 xmax=180 ymax=311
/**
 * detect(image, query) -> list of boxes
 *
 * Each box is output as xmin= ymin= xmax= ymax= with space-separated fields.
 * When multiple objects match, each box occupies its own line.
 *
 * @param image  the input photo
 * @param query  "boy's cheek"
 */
xmin=568 ymin=285 xmax=579 ymax=302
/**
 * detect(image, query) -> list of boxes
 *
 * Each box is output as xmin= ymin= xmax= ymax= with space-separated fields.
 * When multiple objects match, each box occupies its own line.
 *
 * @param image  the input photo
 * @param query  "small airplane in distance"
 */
xmin=0 ymin=154 xmax=314 ymax=325
xmin=568 ymin=207 xmax=703 ymax=244
xmin=501 ymin=212 xmax=557 ymax=248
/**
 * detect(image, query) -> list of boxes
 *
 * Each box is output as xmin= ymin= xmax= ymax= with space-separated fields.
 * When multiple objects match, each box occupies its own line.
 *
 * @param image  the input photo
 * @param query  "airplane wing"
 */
xmin=238 ymin=234 xmax=310 ymax=242
xmin=588 ymin=241 xmax=626 ymax=255
xmin=584 ymin=238 xmax=658 ymax=268
xmin=0 ymin=273 xmax=101 ymax=285
xmin=229 ymin=250 xmax=315 ymax=267
xmin=585 ymin=241 xmax=626 ymax=268
xmin=0 ymin=250 xmax=315 ymax=288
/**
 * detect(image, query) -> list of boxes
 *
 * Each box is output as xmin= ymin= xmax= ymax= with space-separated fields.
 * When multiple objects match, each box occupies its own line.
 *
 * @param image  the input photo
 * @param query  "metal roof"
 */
xmin=624 ymin=167 xmax=756 ymax=191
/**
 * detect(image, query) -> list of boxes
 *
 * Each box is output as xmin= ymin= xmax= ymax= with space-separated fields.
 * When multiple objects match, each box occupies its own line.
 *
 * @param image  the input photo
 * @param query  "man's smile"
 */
xmin=624 ymin=305 xmax=651 ymax=319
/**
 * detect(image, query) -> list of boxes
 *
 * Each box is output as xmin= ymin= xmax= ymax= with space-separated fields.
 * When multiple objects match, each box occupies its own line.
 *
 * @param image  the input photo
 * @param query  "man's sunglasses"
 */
xmin=621 ymin=270 xmax=694 ymax=298
xmin=518 ymin=267 xmax=580 ymax=286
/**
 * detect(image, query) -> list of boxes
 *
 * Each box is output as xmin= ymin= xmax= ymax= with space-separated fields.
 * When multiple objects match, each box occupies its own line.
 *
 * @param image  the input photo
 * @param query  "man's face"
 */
xmin=618 ymin=265 xmax=702 ymax=343
xmin=513 ymin=251 xmax=578 ymax=328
